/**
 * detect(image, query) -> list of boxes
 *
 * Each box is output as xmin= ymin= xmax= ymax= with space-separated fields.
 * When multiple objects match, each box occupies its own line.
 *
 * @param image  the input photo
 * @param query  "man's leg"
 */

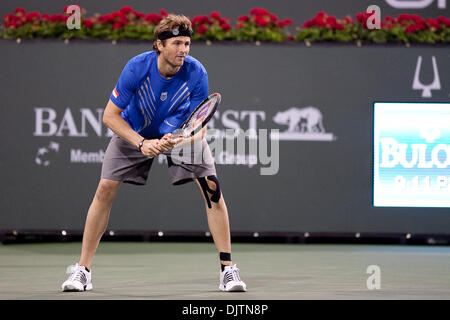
xmin=195 ymin=176 xmax=247 ymax=292
xmin=195 ymin=178 xmax=232 ymax=266
xmin=78 ymin=178 xmax=121 ymax=269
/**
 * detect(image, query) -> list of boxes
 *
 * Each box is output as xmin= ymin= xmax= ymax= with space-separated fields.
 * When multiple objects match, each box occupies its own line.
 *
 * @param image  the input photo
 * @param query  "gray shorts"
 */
xmin=101 ymin=134 xmax=217 ymax=185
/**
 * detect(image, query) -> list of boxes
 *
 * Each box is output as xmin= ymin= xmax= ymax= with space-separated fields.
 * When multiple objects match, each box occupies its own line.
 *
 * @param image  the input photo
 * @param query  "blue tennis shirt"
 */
xmin=109 ymin=51 xmax=208 ymax=139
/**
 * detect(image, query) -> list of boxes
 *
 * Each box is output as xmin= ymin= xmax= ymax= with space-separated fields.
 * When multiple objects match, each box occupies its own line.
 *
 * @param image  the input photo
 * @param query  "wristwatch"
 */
xmin=138 ymin=138 xmax=146 ymax=151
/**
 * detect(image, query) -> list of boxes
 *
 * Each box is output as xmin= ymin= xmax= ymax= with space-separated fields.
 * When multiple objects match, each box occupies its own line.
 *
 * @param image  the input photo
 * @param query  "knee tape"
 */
xmin=198 ymin=175 xmax=221 ymax=209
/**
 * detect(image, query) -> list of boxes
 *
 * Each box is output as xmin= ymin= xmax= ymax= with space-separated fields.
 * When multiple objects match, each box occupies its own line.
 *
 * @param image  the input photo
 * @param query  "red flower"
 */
xmin=269 ymin=14 xmax=278 ymax=22
xmin=314 ymin=16 xmax=326 ymax=27
xmin=120 ymin=6 xmax=133 ymax=14
xmin=342 ymin=16 xmax=354 ymax=24
xmin=191 ymin=16 xmax=201 ymax=26
xmin=411 ymin=14 xmax=424 ymax=24
xmin=237 ymin=23 xmax=245 ymax=29
xmin=415 ymin=23 xmax=426 ymax=31
xmin=6 ymin=19 xmax=16 ymax=28
xmin=103 ymin=14 xmax=114 ymax=23
xmin=287 ymin=35 xmax=294 ymax=41
xmin=356 ymin=13 xmax=365 ymax=23
xmin=426 ymin=18 xmax=441 ymax=30
xmin=220 ymin=22 xmax=231 ymax=31
xmin=145 ymin=13 xmax=160 ymax=24
xmin=278 ymin=18 xmax=293 ymax=28
xmin=60 ymin=15 xmax=69 ymax=23
xmin=197 ymin=24 xmax=208 ymax=34
xmin=49 ymin=14 xmax=64 ymax=23
xmin=42 ymin=13 xmax=50 ymax=22
xmin=134 ymin=11 xmax=146 ymax=19
xmin=398 ymin=14 xmax=411 ymax=23
xmin=335 ymin=23 xmax=344 ymax=30
xmin=26 ymin=11 xmax=40 ymax=23
xmin=303 ymin=20 xmax=315 ymax=28
xmin=326 ymin=16 xmax=337 ymax=25
xmin=14 ymin=7 xmax=26 ymax=16
xmin=13 ymin=17 xmax=23 ymax=27
xmin=437 ymin=16 xmax=450 ymax=27
xmin=83 ymin=19 xmax=94 ymax=28
xmin=255 ymin=16 xmax=269 ymax=27
xmin=192 ymin=15 xmax=210 ymax=26
xmin=326 ymin=16 xmax=337 ymax=28
xmin=357 ymin=12 xmax=375 ymax=28
xmin=201 ymin=15 xmax=210 ymax=24
xmin=437 ymin=16 xmax=446 ymax=23
xmin=250 ymin=8 xmax=269 ymax=16
xmin=160 ymin=9 xmax=168 ymax=17
xmin=218 ymin=17 xmax=228 ymax=25
xmin=238 ymin=15 xmax=249 ymax=23
xmin=210 ymin=11 xmax=221 ymax=20
xmin=3 ymin=13 xmax=13 ymax=22
xmin=112 ymin=22 xmax=121 ymax=30
xmin=112 ymin=11 xmax=126 ymax=21
xmin=3 ymin=14 xmax=16 ymax=27
xmin=314 ymin=13 xmax=324 ymax=23
xmin=406 ymin=25 xmax=416 ymax=34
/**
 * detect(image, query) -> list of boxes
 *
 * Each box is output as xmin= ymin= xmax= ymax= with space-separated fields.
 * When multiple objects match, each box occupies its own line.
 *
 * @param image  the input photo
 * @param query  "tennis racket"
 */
xmin=171 ymin=92 xmax=221 ymax=138
xmin=153 ymin=93 xmax=221 ymax=157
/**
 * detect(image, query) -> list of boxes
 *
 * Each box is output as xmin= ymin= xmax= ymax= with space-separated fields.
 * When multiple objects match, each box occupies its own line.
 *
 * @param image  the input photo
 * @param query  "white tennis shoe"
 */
xmin=219 ymin=264 xmax=247 ymax=292
xmin=61 ymin=263 xmax=92 ymax=292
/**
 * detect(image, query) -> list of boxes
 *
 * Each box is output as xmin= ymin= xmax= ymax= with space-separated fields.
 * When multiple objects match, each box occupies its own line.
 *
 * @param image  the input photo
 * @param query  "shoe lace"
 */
xmin=229 ymin=265 xmax=241 ymax=282
xmin=66 ymin=264 xmax=86 ymax=283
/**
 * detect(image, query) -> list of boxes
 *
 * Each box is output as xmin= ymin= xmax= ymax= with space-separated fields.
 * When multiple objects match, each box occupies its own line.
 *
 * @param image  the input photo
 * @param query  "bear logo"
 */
xmin=273 ymin=106 xmax=325 ymax=133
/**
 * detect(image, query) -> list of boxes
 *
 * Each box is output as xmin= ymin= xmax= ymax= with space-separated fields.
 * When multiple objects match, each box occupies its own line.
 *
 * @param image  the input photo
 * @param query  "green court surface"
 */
xmin=0 ymin=242 xmax=449 ymax=300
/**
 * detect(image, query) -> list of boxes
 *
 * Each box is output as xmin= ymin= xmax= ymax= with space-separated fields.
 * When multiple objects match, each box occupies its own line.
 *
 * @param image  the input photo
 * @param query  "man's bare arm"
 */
xmin=103 ymin=99 xmax=166 ymax=157
xmin=102 ymin=99 xmax=144 ymax=148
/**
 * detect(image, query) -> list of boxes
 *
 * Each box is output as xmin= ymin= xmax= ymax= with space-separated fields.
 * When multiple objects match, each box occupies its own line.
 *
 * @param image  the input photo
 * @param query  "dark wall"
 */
xmin=0 ymin=39 xmax=449 ymax=234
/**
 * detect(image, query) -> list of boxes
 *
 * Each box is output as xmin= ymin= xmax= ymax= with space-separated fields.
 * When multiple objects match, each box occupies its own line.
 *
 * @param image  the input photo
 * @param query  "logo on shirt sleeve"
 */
xmin=112 ymin=88 xmax=119 ymax=99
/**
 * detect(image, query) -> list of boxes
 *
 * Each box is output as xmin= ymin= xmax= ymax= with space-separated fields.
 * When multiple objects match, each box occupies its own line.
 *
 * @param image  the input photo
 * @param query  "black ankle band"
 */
xmin=220 ymin=252 xmax=231 ymax=261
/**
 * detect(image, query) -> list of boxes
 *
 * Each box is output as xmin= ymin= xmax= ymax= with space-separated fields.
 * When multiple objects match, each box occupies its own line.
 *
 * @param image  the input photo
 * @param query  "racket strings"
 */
xmin=176 ymin=93 xmax=220 ymax=137
xmin=186 ymin=98 xmax=217 ymax=130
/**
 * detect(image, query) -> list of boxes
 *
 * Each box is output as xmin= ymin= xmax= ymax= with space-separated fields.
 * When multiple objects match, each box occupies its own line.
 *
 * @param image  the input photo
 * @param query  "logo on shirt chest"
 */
xmin=160 ymin=92 xmax=168 ymax=101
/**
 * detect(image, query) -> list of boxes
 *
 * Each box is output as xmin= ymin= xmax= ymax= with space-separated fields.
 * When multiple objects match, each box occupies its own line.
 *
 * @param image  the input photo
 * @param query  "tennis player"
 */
xmin=61 ymin=14 xmax=246 ymax=293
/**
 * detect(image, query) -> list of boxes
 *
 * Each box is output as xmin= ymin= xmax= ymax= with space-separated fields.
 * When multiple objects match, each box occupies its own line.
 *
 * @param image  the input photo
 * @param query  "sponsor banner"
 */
xmin=32 ymin=106 xmax=336 ymax=169
xmin=374 ymin=102 xmax=450 ymax=207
